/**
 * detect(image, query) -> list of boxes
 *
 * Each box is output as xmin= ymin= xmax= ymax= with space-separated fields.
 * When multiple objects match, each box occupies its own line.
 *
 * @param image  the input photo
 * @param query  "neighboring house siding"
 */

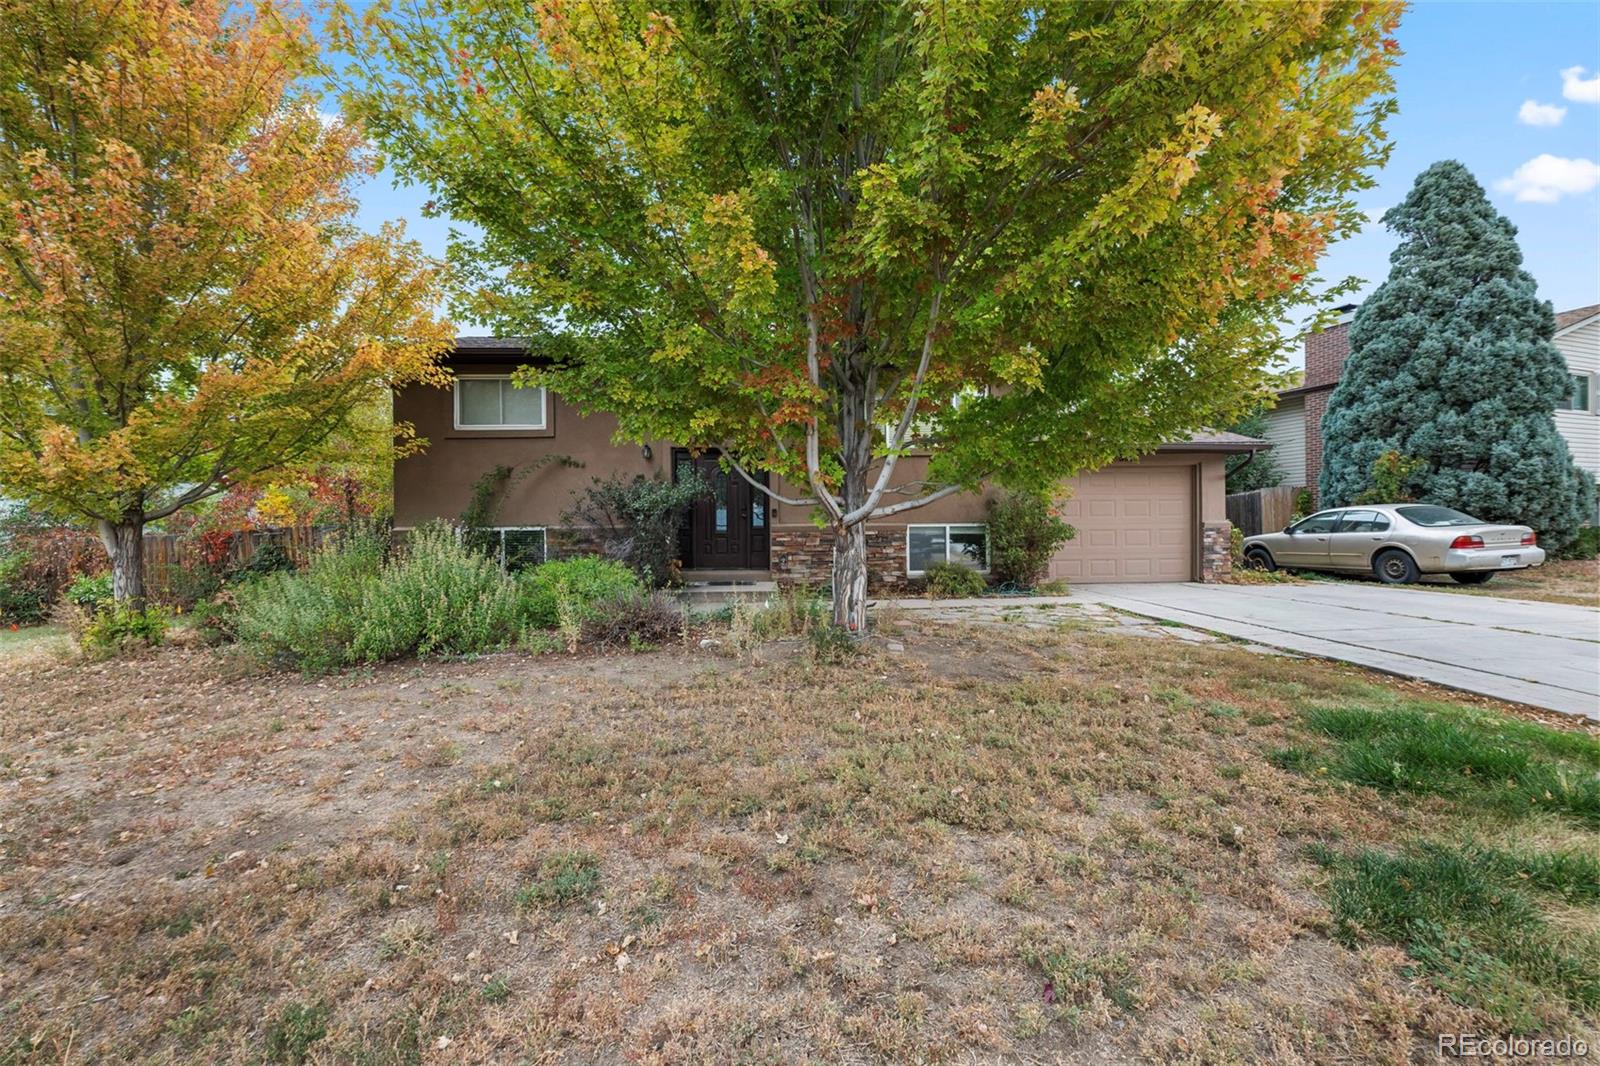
xmin=1260 ymin=396 xmax=1307 ymax=485
xmin=1554 ymin=317 xmax=1600 ymax=480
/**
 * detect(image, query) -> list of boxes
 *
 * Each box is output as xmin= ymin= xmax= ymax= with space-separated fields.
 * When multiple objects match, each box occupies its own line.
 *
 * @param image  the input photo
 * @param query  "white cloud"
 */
xmin=1495 ymin=154 xmax=1600 ymax=203
xmin=1561 ymin=65 xmax=1600 ymax=103
xmin=1517 ymin=99 xmax=1567 ymax=126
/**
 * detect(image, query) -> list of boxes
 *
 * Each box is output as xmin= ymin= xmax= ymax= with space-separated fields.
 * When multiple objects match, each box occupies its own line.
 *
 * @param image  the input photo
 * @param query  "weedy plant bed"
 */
xmin=0 ymin=615 xmax=1594 ymax=1062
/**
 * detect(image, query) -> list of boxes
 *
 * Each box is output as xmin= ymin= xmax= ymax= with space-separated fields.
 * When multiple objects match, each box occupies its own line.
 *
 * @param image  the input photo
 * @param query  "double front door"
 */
xmin=682 ymin=452 xmax=770 ymax=570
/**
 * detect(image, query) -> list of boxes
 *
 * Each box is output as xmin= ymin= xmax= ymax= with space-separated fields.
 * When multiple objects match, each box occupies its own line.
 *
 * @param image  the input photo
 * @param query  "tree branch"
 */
xmin=868 ymin=482 xmax=967 ymax=520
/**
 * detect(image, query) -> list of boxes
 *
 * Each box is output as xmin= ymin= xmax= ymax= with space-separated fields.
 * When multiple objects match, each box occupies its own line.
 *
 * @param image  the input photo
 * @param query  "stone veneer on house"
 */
xmin=768 ymin=528 xmax=915 ymax=592
xmin=1200 ymin=521 xmax=1233 ymax=582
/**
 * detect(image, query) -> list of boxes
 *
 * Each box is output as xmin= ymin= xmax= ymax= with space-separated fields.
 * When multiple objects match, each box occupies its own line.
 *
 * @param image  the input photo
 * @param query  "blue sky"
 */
xmin=345 ymin=2 xmax=1600 ymax=366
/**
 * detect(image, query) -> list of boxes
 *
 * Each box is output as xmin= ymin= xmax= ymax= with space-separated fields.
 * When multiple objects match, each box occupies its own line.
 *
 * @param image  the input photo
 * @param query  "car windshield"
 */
xmin=1395 ymin=505 xmax=1481 ymax=527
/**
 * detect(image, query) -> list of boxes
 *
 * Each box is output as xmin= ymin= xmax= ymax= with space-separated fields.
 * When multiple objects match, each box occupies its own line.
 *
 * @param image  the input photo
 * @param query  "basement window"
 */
xmin=906 ymin=524 xmax=988 ymax=575
xmin=488 ymin=527 xmax=547 ymax=571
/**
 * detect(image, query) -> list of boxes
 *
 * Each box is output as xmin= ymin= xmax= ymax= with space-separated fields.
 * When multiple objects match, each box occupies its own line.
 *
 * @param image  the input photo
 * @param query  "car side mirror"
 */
xmin=1283 ymin=526 xmax=1295 ymax=535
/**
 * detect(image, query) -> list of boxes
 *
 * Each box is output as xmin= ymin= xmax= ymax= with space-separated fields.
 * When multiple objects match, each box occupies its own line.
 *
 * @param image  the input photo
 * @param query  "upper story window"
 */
xmin=1558 ymin=372 xmax=1593 ymax=413
xmin=454 ymin=376 xmax=546 ymax=430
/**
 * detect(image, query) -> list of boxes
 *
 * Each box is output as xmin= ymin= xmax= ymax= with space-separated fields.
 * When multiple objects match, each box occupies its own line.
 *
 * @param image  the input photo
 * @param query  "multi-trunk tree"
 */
xmin=0 ymin=0 xmax=452 ymax=605
xmin=341 ymin=0 xmax=1400 ymax=629
xmin=1320 ymin=161 xmax=1595 ymax=544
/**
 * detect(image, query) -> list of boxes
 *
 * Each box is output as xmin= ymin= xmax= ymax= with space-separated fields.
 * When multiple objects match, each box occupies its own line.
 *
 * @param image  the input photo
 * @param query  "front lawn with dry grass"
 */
xmin=1415 ymin=557 xmax=1598 ymax=607
xmin=2 ymin=615 xmax=1596 ymax=1063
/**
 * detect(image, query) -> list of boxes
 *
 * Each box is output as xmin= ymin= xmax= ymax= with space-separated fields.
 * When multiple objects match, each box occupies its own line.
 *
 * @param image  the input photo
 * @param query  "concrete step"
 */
xmin=675 ymin=581 xmax=778 ymax=609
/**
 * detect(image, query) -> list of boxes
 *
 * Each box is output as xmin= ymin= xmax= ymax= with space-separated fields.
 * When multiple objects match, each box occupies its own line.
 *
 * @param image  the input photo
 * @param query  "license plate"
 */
xmin=1500 ymin=554 xmax=1519 ymax=568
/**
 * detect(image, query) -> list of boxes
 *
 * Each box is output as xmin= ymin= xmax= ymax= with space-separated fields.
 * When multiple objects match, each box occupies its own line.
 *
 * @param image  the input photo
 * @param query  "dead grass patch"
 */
xmin=0 ymin=621 xmax=1592 ymax=1061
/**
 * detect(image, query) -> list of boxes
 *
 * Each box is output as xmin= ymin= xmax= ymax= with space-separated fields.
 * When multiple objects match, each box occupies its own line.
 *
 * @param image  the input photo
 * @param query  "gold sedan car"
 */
xmin=1241 ymin=504 xmax=1545 ymax=585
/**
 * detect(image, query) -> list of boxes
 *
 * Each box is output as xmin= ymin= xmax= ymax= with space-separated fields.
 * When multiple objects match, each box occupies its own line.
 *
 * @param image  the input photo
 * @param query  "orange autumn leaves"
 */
xmin=0 ymin=0 xmax=450 ymax=528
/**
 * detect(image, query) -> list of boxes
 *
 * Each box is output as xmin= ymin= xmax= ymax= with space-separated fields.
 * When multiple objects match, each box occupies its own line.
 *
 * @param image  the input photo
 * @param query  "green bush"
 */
xmin=923 ymin=561 xmax=987 ymax=598
xmin=148 ymin=562 xmax=221 ymax=608
xmin=562 ymin=473 xmax=707 ymax=587
xmin=0 ymin=549 xmax=48 ymax=624
xmin=1552 ymin=525 xmax=1599 ymax=561
xmin=233 ymin=540 xmax=296 ymax=580
xmin=986 ymin=491 xmax=1075 ymax=587
xmin=350 ymin=524 xmax=520 ymax=661
xmin=81 ymin=602 xmax=171 ymax=656
xmin=517 ymin=556 xmax=642 ymax=629
xmin=65 ymin=571 xmax=112 ymax=610
xmin=234 ymin=530 xmax=385 ymax=672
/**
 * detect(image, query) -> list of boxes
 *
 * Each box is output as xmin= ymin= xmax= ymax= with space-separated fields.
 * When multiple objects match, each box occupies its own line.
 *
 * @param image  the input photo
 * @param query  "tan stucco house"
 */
xmin=394 ymin=339 xmax=1265 ymax=588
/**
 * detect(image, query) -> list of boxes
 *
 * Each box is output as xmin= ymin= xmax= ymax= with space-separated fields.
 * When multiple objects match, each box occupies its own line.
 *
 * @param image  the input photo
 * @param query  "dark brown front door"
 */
xmin=683 ymin=452 xmax=770 ymax=570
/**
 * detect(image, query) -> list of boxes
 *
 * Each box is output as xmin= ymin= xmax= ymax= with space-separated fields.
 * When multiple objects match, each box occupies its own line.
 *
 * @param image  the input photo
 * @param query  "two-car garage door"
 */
xmin=1047 ymin=465 xmax=1195 ymax=583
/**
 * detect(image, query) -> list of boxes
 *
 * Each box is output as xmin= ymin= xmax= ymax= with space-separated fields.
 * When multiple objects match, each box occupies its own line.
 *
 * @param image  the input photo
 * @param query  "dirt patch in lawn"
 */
xmin=1 ymin=620 xmax=1586 ymax=1062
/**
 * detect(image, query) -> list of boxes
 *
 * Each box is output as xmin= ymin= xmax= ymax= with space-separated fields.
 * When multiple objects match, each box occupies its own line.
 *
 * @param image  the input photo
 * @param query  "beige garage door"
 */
xmin=1048 ymin=465 xmax=1195 ymax=583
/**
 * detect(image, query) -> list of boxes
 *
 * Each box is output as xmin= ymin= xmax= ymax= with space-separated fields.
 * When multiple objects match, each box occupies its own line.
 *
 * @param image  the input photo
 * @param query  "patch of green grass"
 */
xmin=1023 ymin=944 xmax=1139 ymax=1015
xmin=1316 ymin=844 xmax=1600 ymax=1030
xmin=513 ymin=850 xmax=601 ymax=909
xmin=263 ymin=1001 xmax=329 ymax=1065
xmin=1300 ymin=702 xmax=1600 ymax=823
xmin=480 ymin=976 xmax=511 ymax=1003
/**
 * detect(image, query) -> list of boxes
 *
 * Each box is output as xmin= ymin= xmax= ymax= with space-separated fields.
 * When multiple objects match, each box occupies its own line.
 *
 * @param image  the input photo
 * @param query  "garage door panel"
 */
xmin=1048 ymin=465 xmax=1195 ymax=584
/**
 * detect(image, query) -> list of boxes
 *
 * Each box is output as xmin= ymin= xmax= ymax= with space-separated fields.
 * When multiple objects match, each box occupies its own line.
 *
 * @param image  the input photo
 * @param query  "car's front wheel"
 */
xmin=1373 ymin=549 xmax=1419 ymax=585
xmin=1243 ymin=547 xmax=1276 ymax=572
xmin=1451 ymin=572 xmax=1494 ymax=585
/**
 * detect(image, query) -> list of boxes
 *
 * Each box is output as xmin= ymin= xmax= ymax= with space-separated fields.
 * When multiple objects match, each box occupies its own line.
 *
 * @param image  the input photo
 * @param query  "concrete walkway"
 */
xmin=1063 ymin=582 xmax=1600 ymax=720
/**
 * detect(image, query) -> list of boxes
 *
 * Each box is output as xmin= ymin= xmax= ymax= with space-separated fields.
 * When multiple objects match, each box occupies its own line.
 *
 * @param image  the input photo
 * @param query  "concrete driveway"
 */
xmin=1069 ymin=582 xmax=1600 ymax=719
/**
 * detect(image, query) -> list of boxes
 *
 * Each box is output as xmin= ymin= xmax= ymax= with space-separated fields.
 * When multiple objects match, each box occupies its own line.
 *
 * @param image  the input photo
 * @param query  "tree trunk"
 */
xmin=831 ymin=522 xmax=869 ymax=632
xmin=97 ymin=517 xmax=146 ymax=608
xmin=828 ymin=373 xmax=875 ymax=633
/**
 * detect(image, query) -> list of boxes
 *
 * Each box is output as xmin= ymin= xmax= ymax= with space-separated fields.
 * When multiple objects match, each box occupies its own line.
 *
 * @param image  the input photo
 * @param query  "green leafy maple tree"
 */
xmin=0 ymin=0 xmax=453 ymax=606
xmin=340 ymin=0 xmax=1400 ymax=628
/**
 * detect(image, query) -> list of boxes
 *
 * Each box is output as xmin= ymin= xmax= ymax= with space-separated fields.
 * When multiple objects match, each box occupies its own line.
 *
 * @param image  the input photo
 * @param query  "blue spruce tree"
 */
xmin=1320 ymin=161 xmax=1595 ymax=546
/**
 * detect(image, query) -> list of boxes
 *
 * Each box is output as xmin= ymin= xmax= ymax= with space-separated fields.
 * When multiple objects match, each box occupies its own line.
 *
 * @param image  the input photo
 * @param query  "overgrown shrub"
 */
xmin=189 ymin=591 xmax=240 ymax=644
xmin=986 ymin=491 xmax=1075 ymax=587
xmin=1552 ymin=525 xmax=1599 ymax=561
xmin=0 ymin=549 xmax=49 ymax=624
xmin=65 ymin=572 xmax=113 ymax=610
xmin=924 ymin=561 xmax=987 ymax=598
xmin=234 ymin=540 xmax=296 ymax=580
xmin=148 ymin=562 xmax=222 ymax=608
xmin=350 ymin=524 xmax=520 ymax=661
xmin=562 ymin=472 xmax=707 ymax=587
xmin=578 ymin=589 xmax=685 ymax=648
xmin=808 ymin=621 xmax=860 ymax=663
xmin=0 ymin=528 xmax=106 ymax=623
xmin=1352 ymin=449 xmax=1424 ymax=505
xmin=234 ymin=530 xmax=385 ymax=672
xmin=516 ymin=556 xmax=642 ymax=629
xmin=81 ymin=603 xmax=171 ymax=656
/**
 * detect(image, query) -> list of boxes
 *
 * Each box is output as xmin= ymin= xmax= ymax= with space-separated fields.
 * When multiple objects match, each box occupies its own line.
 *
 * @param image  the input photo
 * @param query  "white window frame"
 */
xmin=1558 ymin=371 xmax=1595 ymax=414
xmin=453 ymin=375 xmax=547 ymax=431
xmin=486 ymin=526 xmax=548 ymax=570
xmin=905 ymin=523 xmax=990 ymax=576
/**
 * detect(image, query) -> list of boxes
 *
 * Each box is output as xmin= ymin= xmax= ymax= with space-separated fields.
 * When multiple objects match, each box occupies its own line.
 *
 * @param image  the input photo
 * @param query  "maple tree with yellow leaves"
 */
xmin=0 ymin=0 xmax=452 ymax=605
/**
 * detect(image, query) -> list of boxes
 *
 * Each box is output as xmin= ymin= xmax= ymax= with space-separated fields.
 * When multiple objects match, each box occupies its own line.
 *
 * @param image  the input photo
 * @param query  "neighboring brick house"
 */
xmin=1261 ymin=302 xmax=1600 ymax=506
xmin=393 ymin=339 xmax=1268 ymax=589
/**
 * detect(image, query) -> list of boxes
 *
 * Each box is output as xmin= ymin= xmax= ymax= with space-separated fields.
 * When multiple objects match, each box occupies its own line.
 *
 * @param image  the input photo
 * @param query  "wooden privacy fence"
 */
xmin=142 ymin=525 xmax=329 ymax=574
xmin=1226 ymin=486 xmax=1304 ymax=538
